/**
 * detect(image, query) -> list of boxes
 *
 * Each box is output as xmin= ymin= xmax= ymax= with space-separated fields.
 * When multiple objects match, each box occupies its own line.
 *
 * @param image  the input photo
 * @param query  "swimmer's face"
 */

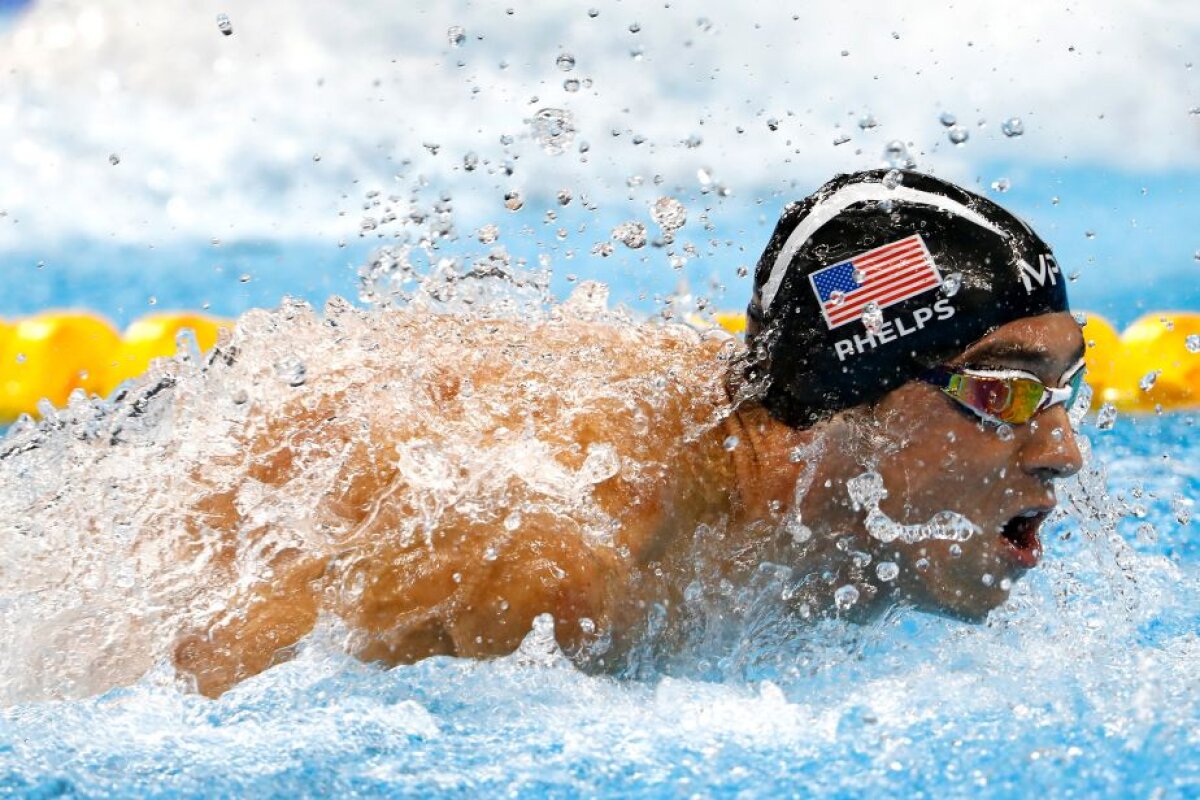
xmin=853 ymin=312 xmax=1085 ymax=621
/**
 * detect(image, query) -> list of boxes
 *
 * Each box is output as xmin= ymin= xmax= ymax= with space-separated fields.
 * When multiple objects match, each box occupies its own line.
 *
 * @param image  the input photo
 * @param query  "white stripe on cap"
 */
xmin=758 ymin=182 xmax=1007 ymax=313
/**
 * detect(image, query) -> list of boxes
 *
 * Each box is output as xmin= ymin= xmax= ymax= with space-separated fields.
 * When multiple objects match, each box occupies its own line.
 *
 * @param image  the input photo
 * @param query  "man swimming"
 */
xmin=174 ymin=169 xmax=1084 ymax=697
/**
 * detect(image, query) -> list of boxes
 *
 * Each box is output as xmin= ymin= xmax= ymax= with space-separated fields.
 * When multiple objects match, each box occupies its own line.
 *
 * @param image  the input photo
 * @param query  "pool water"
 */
xmin=0 ymin=410 xmax=1195 ymax=798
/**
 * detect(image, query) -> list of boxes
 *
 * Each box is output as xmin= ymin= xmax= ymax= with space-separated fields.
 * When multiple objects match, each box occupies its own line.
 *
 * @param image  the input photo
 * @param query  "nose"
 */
xmin=1018 ymin=405 xmax=1083 ymax=480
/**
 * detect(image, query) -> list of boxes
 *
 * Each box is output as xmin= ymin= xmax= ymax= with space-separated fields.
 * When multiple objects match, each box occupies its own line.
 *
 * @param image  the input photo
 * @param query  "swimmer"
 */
xmin=174 ymin=170 xmax=1084 ymax=697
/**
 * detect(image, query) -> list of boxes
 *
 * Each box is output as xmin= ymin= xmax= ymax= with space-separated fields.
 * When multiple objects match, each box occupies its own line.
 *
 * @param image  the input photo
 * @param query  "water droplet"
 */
xmin=108 ymin=154 xmax=120 ymax=166
xmin=274 ymin=357 xmax=307 ymax=387
xmin=484 ymin=545 xmax=499 ymax=562
xmin=834 ymin=585 xmax=860 ymax=610
xmin=238 ymin=273 xmax=251 ymax=284
xmin=650 ymin=197 xmax=687 ymax=232
xmin=1185 ymin=334 xmax=1200 ymax=353
xmin=766 ymin=117 xmax=780 ymax=132
xmin=556 ymin=53 xmax=576 ymax=71
xmin=991 ymin=177 xmax=1011 ymax=193
xmin=612 ymin=221 xmax=647 ymax=249
xmin=563 ymin=78 xmax=580 ymax=92
xmin=588 ymin=8 xmax=599 ymax=18
xmin=981 ymin=573 xmax=995 ymax=587
xmin=829 ymin=290 xmax=846 ymax=307
xmin=504 ymin=191 xmax=524 ymax=212
xmin=504 ymin=512 xmax=522 ymax=532
xmin=862 ymin=302 xmax=883 ymax=333
xmin=216 ymin=13 xmax=233 ymax=36
xmin=883 ymin=139 xmax=910 ymax=168
xmin=996 ymin=423 xmax=1015 ymax=441
xmin=875 ymin=561 xmax=899 ymax=582
xmin=1085 ymin=230 xmax=1096 ymax=240
xmin=832 ymin=133 xmax=851 ymax=146
xmin=1096 ymin=402 xmax=1118 ymax=431
xmin=852 ymin=268 xmax=868 ymax=283
xmin=447 ymin=25 xmax=466 ymax=47
xmin=1136 ymin=522 xmax=1158 ymax=545
xmin=231 ymin=388 xmax=248 ymax=405
xmin=556 ymin=189 xmax=572 ymax=206
xmin=1001 ymin=117 xmax=1025 ymax=137
xmin=530 ymin=108 xmax=576 ymax=155
xmin=312 ymin=153 xmax=321 ymax=163
xmin=786 ymin=516 xmax=813 ymax=544
xmin=939 ymin=111 xmax=957 ymax=127
xmin=476 ymin=223 xmax=499 ymax=244
xmin=591 ymin=242 xmax=614 ymax=258
xmin=942 ymin=272 xmax=962 ymax=297
xmin=1072 ymin=311 xmax=1089 ymax=326
xmin=1139 ymin=369 xmax=1161 ymax=391
xmin=722 ymin=435 xmax=740 ymax=451
xmin=947 ymin=126 xmax=969 ymax=145
xmin=628 ymin=22 xmax=641 ymax=33
xmin=882 ymin=169 xmax=902 ymax=190
xmin=858 ymin=114 xmax=879 ymax=130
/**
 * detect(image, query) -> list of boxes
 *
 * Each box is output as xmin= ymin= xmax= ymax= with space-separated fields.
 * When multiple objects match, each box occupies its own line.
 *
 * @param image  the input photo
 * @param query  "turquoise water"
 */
xmin=0 ymin=403 xmax=1195 ymax=797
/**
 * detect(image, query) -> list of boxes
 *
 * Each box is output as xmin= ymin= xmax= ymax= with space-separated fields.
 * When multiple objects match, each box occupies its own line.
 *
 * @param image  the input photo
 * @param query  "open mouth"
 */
xmin=999 ymin=509 xmax=1049 ymax=568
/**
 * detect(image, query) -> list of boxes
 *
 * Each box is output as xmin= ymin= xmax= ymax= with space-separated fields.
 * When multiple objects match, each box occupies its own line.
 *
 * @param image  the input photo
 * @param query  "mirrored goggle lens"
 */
xmin=947 ymin=375 xmax=1046 ymax=424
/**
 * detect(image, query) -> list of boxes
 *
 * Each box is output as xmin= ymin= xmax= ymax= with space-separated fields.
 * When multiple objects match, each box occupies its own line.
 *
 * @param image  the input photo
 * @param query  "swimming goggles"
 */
xmin=921 ymin=360 xmax=1086 ymax=425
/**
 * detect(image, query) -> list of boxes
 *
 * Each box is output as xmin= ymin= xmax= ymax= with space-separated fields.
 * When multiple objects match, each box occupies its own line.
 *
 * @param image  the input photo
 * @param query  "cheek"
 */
xmin=876 ymin=424 xmax=1013 ymax=524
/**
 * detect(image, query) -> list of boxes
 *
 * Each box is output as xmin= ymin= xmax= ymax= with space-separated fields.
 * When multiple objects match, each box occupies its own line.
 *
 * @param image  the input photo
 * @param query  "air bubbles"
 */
xmin=766 ymin=118 xmax=780 ymax=132
xmin=556 ymin=53 xmax=576 ymax=72
xmin=108 ymin=154 xmax=120 ymax=166
xmin=238 ymin=273 xmax=251 ymax=284
xmin=447 ymin=25 xmax=466 ymax=47
xmin=834 ymin=585 xmax=860 ymax=610
xmin=612 ymin=221 xmax=647 ymax=249
xmin=882 ymin=169 xmax=902 ymax=190
xmin=939 ymin=111 xmax=957 ymax=127
xmin=564 ymin=78 xmax=580 ymax=92
xmin=991 ymin=177 xmax=1011 ymax=193
xmin=828 ymin=290 xmax=846 ymax=307
xmin=216 ymin=13 xmax=233 ymax=36
xmin=588 ymin=8 xmax=599 ymax=18
xmin=628 ymin=22 xmax=641 ymax=33
xmin=530 ymin=108 xmax=576 ymax=155
xmin=650 ymin=197 xmax=687 ymax=233
xmin=942 ymin=272 xmax=962 ymax=297
xmin=1073 ymin=311 xmax=1089 ymax=326
xmin=556 ymin=189 xmax=572 ymax=206
xmin=463 ymin=151 xmax=479 ymax=172
xmin=503 ymin=191 xmax=524 ymax=211
xmin=1139 ymin=369 xmax=1161 ymax=391
xmin=858 ymin=114 xmax=879 ymax=130
xmin=832 ymin=133 xmax=851 ymax=146
xmin=875 ymin=561 xmax=900 ymax=582
xmin=996 ymin=423 xmax=1015 ymax=442
xmin=722 ymin=435 xmax=740 ymax=451
xmin=1185 ymin=334 xmax=1200 ymax=353
xmin=947 ymin=126 xmax=970 ymax=145
xmin=1001 ymin=117 xmax=1025 ymax=137
xmin=1085 ymin=230 xmax=1096 ymax=240
xmin=591 ymin=242 xmax=614 ymax=258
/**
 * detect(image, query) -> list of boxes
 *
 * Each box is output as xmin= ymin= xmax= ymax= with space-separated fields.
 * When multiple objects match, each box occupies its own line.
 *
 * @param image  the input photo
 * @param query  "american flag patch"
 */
xmin=808 ymin=234 xmax=942 ymax=329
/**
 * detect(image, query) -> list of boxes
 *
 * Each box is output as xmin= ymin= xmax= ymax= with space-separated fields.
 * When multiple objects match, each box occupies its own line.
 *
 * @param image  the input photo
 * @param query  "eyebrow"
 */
xmin=958 ymin=340 xmax=1086 ymax=377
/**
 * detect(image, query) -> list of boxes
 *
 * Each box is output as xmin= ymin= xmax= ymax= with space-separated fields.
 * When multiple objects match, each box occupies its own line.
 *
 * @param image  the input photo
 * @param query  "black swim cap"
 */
xmin=746 ymin=169 xmax=1069 ymax=428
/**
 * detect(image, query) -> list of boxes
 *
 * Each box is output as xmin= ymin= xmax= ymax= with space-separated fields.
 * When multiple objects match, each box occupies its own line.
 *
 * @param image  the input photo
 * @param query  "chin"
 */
xmin=910 ymin=581 xmax=1013 ymax=623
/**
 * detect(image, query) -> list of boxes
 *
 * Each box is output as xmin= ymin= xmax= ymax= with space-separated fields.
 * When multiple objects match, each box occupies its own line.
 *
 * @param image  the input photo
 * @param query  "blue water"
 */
xmin=0 ymin=409 xmax=1195 ymax=798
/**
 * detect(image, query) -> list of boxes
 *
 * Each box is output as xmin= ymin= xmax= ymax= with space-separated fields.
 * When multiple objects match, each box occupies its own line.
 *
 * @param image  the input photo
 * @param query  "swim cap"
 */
xmin=746 ymin=169 xmax=1069 ymax=428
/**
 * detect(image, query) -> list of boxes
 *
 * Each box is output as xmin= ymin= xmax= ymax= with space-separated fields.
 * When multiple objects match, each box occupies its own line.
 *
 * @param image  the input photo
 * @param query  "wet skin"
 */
xmin=174 ymin=311 xmax=1084 ymax=696
xmin=722 ymin=311 xmax=1086 ymax=621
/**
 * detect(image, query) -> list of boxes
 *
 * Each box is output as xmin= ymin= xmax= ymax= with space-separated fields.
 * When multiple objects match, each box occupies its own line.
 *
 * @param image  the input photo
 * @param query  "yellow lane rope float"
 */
xmin=0 ymin=312 xmax=231 ymax=424
xmin=0 ymin=310 xmax=1195 ymax=425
